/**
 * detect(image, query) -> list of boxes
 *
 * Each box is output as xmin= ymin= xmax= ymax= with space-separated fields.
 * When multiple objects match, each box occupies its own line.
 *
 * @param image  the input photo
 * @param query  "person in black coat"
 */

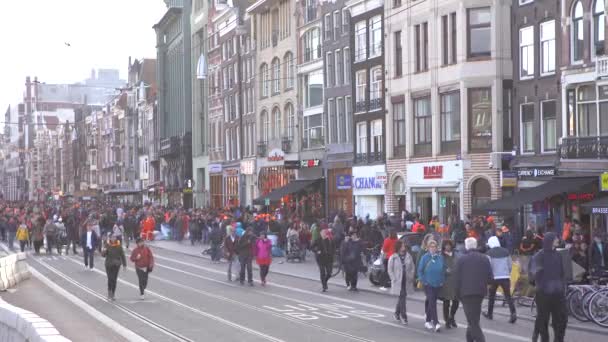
xmin=590 ymin=232 xmax=608 ymax=275
xmin=341 ymin=231 xmax=364 ymax=291
xmin=311 ymin=228 xmax=336 ymax=292
xmin=236 ymin=228 xmax=256 ymax=285
xmin=454 ymin=237 xmax=493 ymax=342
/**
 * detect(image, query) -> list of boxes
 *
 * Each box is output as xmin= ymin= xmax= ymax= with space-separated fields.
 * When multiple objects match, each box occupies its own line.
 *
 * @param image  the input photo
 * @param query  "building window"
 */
xmin=337 ymin=97 xmax=345 ymax=142
xmin=272 ymin=107 xmax=282 ymax=139
xmin=286 ymin=103 xmax=295 ymax=140
xmin=355 ymin=70 xmax=367 ymax=112
xmin=542 ymin=100 xmax=557 ymax=152
xmin=303 ymin=114 xmax=324 ymax=148
xmin=450 ymin=12 xmax=457 ymax=64
xmin=469 ymin=88 xmax=492 ymax=151
xmin=521 ymin=103 xmax=535 ymax=153
xmin=394 ymin=0 xmax=402 ymax=8
xmin=303 ymin=28 xmax=321 ymax=62
xmin=335 ymin=49 xmax=343 ymax=85
xmin=344 ymin=47 xmax=351 ymax=83
xmin=440 ymin=91 xmax=461 ymax=153
xmin=328 ymin=99 xmax=337 ymax=143
xmin=261 ymin=110 xmax=269 ymax=142
xmin=395 ymin=31 xmax=402 ymax=77
xmin=355 ymin=21 xmax=367 ymax=62
xmin=414 ymin=22 xmax=429 ymax=72
xmin=345 ymin=95 xmax=352 ymax=142
xmin=540 ymin=20 xmax=556 ymax=75
xmin=356 ymin=122 xmax=367 ymax=155
xmin=370 ymin=119 xmax=383 ymax=156
xmin=471 ymin=178 xmax=491 ymax=209
xmin=260 ymin=64 xmax=269 ymax=97
xmin=272 ymin=58 xmax=280 ymax=95
xmin=442 ymin=15 xmax=449 ymax=66
xmin=414 ymin=96 xmax=432 ymax=156
xmin=594 ymin=0 xmax=605 ymax=56
xmin=573 ymin=1 xmax=585 ymax=62
xmin=304 ymin=73 xmax=323 ymax=108
xmin=369 ymin=15 xmax=382 ymax=58
xmin=467 ymin=7 xmax=491 ymax=58
xmin=520 ymin=26 xmax=535 ymax=79
xmin=334 ymin=11 xmax=341 ymax=37
xmin=393 ymin=101 xmax=406 ymax=155
xmin=284 ymin=52 xmax=295 ymax=89
xmin=370 ymin=66 xmax=382 ymax=111
xmin=577 ymin=85 xmax=598 ymax=137
xmin=325 ymin=14 xmax=332 ymax=41
xmin=326 ymin=52 xmax=334 ymax=87
xmin=342 ymin=8 xmax=349 ymax=32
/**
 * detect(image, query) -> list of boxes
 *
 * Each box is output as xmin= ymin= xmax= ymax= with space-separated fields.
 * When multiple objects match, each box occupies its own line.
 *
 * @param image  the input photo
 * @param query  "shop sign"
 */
xmin=440 ymin=196 xmax=447 ymax=208
xmin=240 ymin=160 xmax=255 ymax=175
xmin=353 ymin=165 xmax=386 ymax=195
xmin=300 ymin=159 xmax=321 ymax=168
xmin=267 ymin=148 xmax=285 ymax=162
xmin=224 ymin=168 xmax=239 ymax=177
xmin=517 ymin=168 xmax=556 ymax=178
xmin=337 ymin=175 xmax=352 ymax=190
xmin=600 ymin=173 xmax=608 ymax=192
xmin=284 ymin=160 xmax=300 ymax=169
xmin=423 ymin=166 xmax=443 ymax=179
xmin=375 ymin=172 xmax=387 ymax=185
xmin=568 ymin=193 xmax=595 ymax=201
xmin=354 ymin=177 xmax=384 ymax=190
xmin=501 ymin=171 xmax=518 ymax=188
xmin=592 ymin=207 xmax=608 ymax=214
xmin=209 ymin=164 xmax=223 ymax=174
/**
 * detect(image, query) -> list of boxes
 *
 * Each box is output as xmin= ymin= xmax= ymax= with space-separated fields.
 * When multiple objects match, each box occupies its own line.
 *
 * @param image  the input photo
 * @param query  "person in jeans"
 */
xmin=81 ymin=223 xmax=98 ymax=271
xmin=530 ymin=232 xmax=568 ymax=342
xmin=236 ymin=228 xmax=256 ymax=286
xmin=483 ymin=236 xmax=516 ymax=323
xmin=102 ymin=234 xmax=126 ymax=301
xmin=417 ymin=240 xmax=445 ymax=332
xmin=388 ymin=240 xmax=414 ymax=325
xmin=311 ymin=228 xmax=335 ymax=292
xmin=454 ymin=237 xmax=493 ymax=342
xmin=223 ymin=226 xmax=239 ymax=281
xmin=130 ymin=238 xmax=154 ymax=300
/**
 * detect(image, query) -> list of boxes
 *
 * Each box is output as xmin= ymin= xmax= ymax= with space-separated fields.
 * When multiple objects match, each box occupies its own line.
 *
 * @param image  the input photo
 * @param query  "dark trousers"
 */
xmin=318 ymin=261 xmax=332 ymax=290
xmin=259 ymin=265 xmax=269 ymax=281
xmin=19 ymin=240 xmax=27 ymax=252
xmin=211 ymin=243 xmax=221 ymax=261
xmin=345 ymin=271 xmax=358 ymax=289
xmin=106 ymin=264 xmax=120 ymax=294
xmin=424 ymin=285 xmax=440 ymax=324
xmin=534 ymin=291 xmax=568 ymax=342
xmin=382 ymin=258 xmax=390 ymax=287
xmin=136 ymin=268 xmax=149 ymax=295
xmin=83 ymin=247 xmax=95 ymax=268
xmin=33 ymin=240 xmax=43 ymax=254
xmin=461 ymin=295 xmax=485 ymax=342
xmin=46 ymin=235 xmax=55 ymax=254
xmin=487 ymin=278 xmax=516 ymax=315
xmin=239 ymin=255 xmax=253 ymax=283
xmin=443 ymin=299 xmax=459 ymax=323
xmin=67 ymin=238 xmax=78 ymax=254
xmin=395 ymin=278 xmax=408 ymax=320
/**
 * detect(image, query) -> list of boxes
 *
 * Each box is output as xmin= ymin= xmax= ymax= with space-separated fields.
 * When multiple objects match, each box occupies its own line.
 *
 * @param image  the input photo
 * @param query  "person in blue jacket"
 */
xmin=417 ymin=239 xmax=445 ymax=332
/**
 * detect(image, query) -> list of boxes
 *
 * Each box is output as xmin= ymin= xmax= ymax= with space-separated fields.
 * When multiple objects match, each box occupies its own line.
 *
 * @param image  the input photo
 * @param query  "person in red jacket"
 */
xmin=130 ymin=238 xmax=154 ymax=299
xmin=381 ymin=230 xmax=399 ymax=290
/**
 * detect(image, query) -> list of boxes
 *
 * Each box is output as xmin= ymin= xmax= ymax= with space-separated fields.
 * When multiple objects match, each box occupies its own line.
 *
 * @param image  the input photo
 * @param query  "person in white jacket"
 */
xmin=388 ymin=240 xmax=415 ymax=325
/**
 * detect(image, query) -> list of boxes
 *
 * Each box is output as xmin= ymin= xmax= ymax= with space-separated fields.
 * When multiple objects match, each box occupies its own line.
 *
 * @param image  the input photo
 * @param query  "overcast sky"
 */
xmin=0 ymin=0 xmax=167 ymax=118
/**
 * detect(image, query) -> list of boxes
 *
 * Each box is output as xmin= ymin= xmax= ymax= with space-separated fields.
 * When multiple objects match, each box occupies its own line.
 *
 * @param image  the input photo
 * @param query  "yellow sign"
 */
xmin=601 ymin=173 xmax=608 ymax=192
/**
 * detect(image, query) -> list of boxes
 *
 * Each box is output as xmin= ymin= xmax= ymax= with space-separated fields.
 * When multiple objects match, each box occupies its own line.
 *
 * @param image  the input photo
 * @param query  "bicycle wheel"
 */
xmin=568 ymin=288 xmax=591 ymax=322
xmin=582 ymin=289 xmax=598 ymax=321
xmin=587 ymin=289 xmax=608 ymax=328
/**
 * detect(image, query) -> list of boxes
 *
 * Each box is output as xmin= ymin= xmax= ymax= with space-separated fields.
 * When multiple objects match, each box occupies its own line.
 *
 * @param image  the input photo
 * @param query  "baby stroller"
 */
xmin=286 ymin=234 xmax=306 ymax=263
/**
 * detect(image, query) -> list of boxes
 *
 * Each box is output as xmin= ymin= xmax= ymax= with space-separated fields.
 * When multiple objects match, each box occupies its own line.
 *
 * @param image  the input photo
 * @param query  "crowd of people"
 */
xmin=1 ymin=200 xmax=607 ymax=342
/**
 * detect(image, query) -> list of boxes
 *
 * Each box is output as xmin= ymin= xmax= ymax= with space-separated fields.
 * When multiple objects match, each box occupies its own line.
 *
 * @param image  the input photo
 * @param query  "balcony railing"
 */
xmin=355 ymin=100 xmax=366 ymax=113
xmin=369 ymin=151 xmax=384 ymax=162
xmin=597 ymin=55 xmax=608 ymax=78
xmin=369 ymin=98 xmax=382 ymax=111
xmin=355 ymin=153 xmax=367 ymax=164
xmin=559 ymin=135 xmax=608 ymax=159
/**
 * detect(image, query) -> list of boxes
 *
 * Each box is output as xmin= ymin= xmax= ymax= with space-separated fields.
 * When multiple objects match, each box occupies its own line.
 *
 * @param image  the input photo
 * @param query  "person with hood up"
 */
xmin=311 ymin=227 xmax=335 ymax=292
xmin=255 ymin=232 xmax=273 ymax=286
xmin=530 ymin=232 xmax=568 ymax=342
xmin=101 ymin=234 xmax=127 ymax=301
xmin=417 ymin=240 xmax=445 ymax=332
xmin=483 ymin=236 xmax=517 ymax=323
xmin=387 ymin=240 xmax=415 ymax=325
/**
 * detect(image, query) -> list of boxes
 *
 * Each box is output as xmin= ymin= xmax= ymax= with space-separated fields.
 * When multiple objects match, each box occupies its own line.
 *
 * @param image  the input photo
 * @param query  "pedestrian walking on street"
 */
xmin=387 ymin=240 xmax=414 ymax=325
xmin=43 ymin=217 xmax=58 ymax=255
xmin=16 ymin=220 xmax=29 ymax=252
xmin=32 ymin=216 xmax=45 ymax=255
xmin=102 ymin=234 xmax=127 ymax=301
xmin=380 ymin=230 xmax=399 ymax=290
xmin=417 ymin=239 xmax=445 ymax=332
xmin=255 ymin=232 xmax=272 ymax=286
xmin=130 ymin=238 xmax=154 ymax=300
xmin=439 ymin=239 xmax=459 ymax=329
xmin=454 ymin=237 xmax=493 ymax=342
xmin=209 ymin=222 xmax=223 ymax=263
xmin=7 ymin=216 xmax=17 ymax=251
xmin=81 ymin=223 xmax=98 ymax=270
xmin=224 ymin=226 xmax=239 ymax=281
xmin=530 ymin=232 xmax=568 ymax=342
xmin=483 ymin=236 xmax=517 ymax=323
xmin=341 ymin=231 xmax=364 ymax=291
xmin=237 ymin=228 xmax=255 ymax=286
xmin=55 ymin=217 xmax=67 ymax=255
xmin=311 ymin=228 xmax=335 ymax=292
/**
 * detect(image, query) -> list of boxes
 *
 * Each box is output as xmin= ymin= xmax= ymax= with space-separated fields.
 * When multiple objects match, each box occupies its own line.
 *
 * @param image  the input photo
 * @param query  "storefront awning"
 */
xmin=582 ymin=196 xmax=608 ymax=212
xmin=473 ymin=177 xmax=597 ymax=215
xmin=253 ymin=179 xmax=321 ymax=205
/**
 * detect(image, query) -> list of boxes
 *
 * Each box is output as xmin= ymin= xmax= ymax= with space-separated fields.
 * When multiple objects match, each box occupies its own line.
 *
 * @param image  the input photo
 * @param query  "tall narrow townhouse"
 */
xmin=347 ymin=0 xmax=386 ymax=219
xmin=321 ymin=0 xmax=354 ymax=217
xmin=248 ymin=0 xmax=298 ymax=199
xmin=384 ymin=0 xmax=512 ymax=222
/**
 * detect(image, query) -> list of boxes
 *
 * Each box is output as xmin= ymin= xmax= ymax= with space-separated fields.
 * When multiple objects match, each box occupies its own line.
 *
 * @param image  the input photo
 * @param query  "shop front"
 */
xmin=406 ymin=160 xmax=464 ymax=224
xmin=223 ymin=168 xmax=239 ymax=207
xmin=328 ymin=167 xmax=353 ymax=217
xmin=353 ymin=165 xmax=386 ymax=220
xmin=514 ymin=166 xmax=559 ymax=231
xmin=209 ymin=163 xmax=223 ymax=209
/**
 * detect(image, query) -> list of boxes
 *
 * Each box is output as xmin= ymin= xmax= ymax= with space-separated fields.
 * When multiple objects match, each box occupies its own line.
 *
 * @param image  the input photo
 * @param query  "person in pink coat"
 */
xmin=255 ymin=232 xmax=273 ymax=286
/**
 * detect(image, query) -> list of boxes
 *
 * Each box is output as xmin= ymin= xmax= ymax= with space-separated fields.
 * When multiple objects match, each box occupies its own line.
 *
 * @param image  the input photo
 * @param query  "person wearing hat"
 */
xmin=102 ymin=234 xmax=127 ymax=301
xmin=130 ymin=238 xmax=154 ymax=300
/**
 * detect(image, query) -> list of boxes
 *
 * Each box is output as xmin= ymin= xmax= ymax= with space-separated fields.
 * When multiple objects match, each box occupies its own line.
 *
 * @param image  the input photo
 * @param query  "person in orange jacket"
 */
xmin=141 ymin=214 xmax=156 ymax=241
xmin=412 ymin=219 xmax=426 ymax=233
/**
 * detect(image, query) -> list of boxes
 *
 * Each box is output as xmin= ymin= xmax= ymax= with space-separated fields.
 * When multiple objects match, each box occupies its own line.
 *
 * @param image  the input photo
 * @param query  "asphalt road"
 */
xmin=10 ymin=246 xmax=607 ymax=342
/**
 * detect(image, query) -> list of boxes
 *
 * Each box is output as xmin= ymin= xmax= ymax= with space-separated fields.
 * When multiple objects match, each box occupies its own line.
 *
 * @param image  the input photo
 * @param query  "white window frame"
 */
xmin=285 ymin=52 xmax=295 ymax=90
xmin=272 ymin=59 xmax=280 ymax=94
xmin=519 ymin=26 xmax=535 ymax=79
xmin=261 ymin=64 xmax=269 ymax=97
xmin=357 ymin=122 xmax=367 ymax=154
xmin=325 ymin=14 xmax=332 ymax=41
xmin=335 ymin=49 xmax=342 ymax=86
xmin=328 ymin=98 xmax=336 ymax=143
xmin=540 ymin=20 xmax=556 ymax=75
xmin=273 ymin=107 xmax=281 ymax=139
xmin=355 ymin=70 xmax=367 ymax=111
xmin=345 ymin=95 xmax=352 ymax=142
xmin=540 ymin=100 xmax=557 ymax=153
xmin=369 ymin=15 xmax=382 ymax=58
xmin=355 ymin=21 xmax=367 ymax=62
xmin=593 ymin=0 xmax=606 ymax=59
xmin=572 ymin=1 xmax=585 ymax=63
xmin=326 ymin=52 xmax=334 ymax=87
xmin=370 ymin=119 xmax=383 ymax=153
xmin=337 ymin=97 xmax=345 ymax=143
xmin=334 ymin=11 xmax=341 ymax=37
xmin=519 ymin=103 xmax=535 ymax=154
xmin=370 ymin=66 xmax=382 ymax=101
xmin=342 ymin=8 xmax=349 ymax=31
xmin=343 ymin=47 xmax=351 ymax=83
